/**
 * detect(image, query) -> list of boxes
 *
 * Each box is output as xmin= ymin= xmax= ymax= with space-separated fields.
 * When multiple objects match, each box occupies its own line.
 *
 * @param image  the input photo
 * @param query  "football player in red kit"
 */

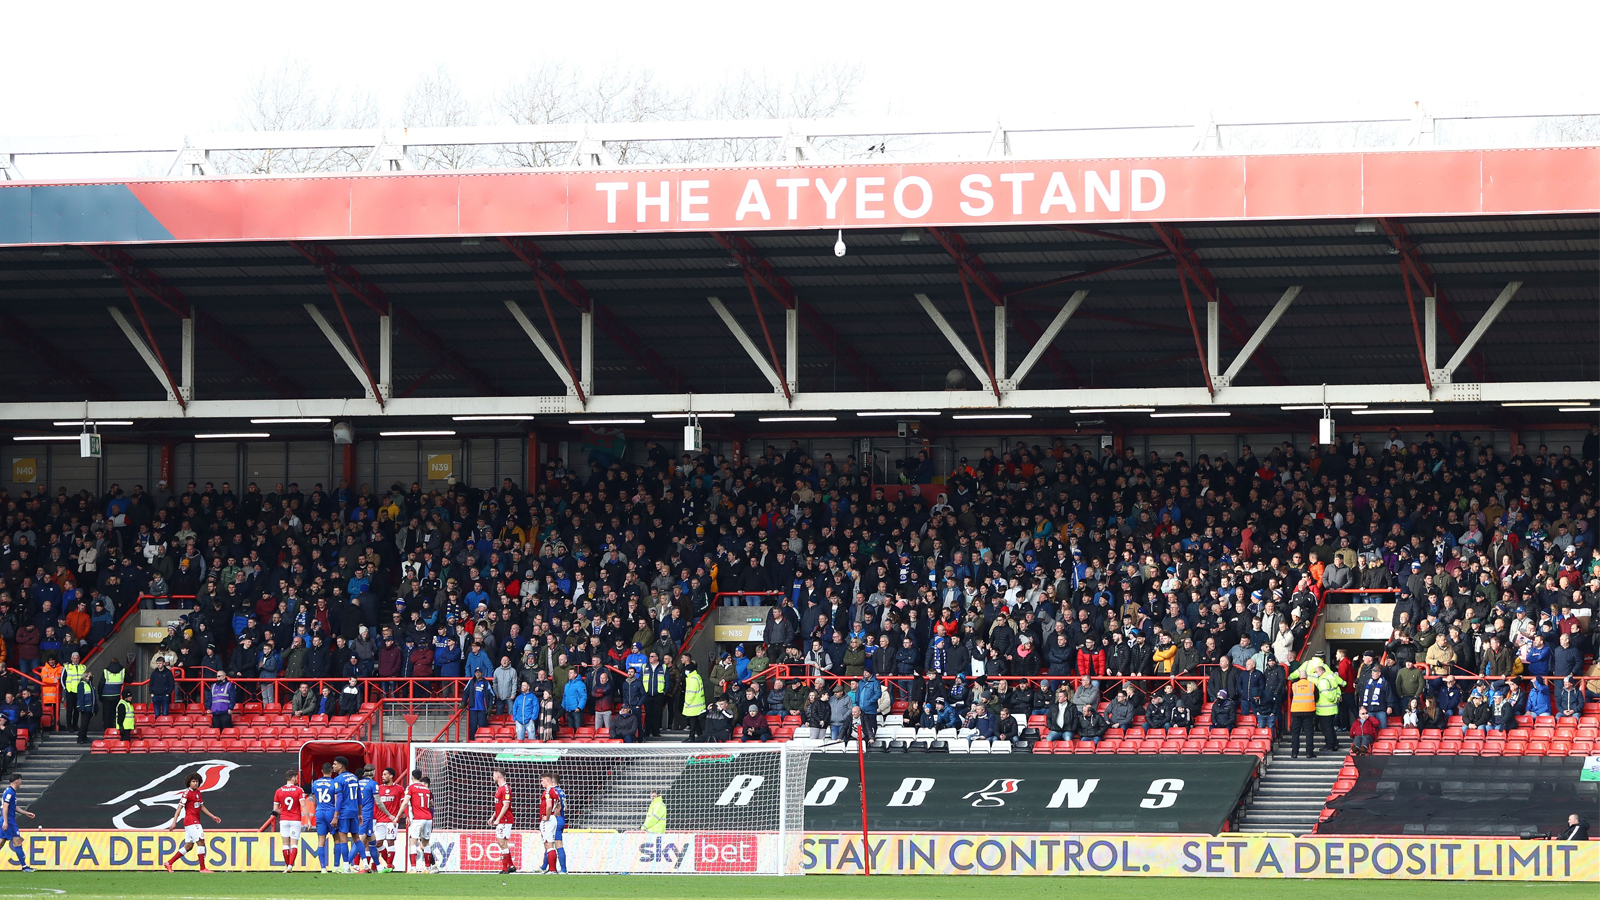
xmin=270 ymin=771 xmax=305 ymax=872
xmin=489 ymin=769 xmax=515 ymax=873
xmin=372 ymin=768 xmax=406 ymax=872
xmin=164 ymin=773 xmax=222 ymax=872
xmin=398 ymin=769 xmax=435 ymax=872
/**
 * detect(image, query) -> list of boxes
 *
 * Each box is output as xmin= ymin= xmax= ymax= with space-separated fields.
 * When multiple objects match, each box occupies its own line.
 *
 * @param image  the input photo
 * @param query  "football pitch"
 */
xmin=14 ymin=873 xmax=1594 ymax=900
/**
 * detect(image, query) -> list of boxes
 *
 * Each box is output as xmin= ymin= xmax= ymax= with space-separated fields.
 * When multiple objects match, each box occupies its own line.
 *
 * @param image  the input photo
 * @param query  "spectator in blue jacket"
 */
xmin=1526 ymin=676 xmax=1553 ymax=717
xmin=435 ymin=637 xmax=462 ymax=678
xmin=512 ymin=681 xmax=539 ymax=741
xmin=464 ymin=641 xmax=494 ymax=679
xmin=624 ymin=643 xmax=648 ymax=677
xmin=561 ymin=667 xmax=588 ymax=733
xmin=1523 ymin=634 xmax=1552 ymax=677
xmin=856 ymin=671 xmax=883 ymax=722
xmin=1433 ymin=675 xmax=1463 ymax=717
xmin=463 ymin=672 xmax=491 ymax=741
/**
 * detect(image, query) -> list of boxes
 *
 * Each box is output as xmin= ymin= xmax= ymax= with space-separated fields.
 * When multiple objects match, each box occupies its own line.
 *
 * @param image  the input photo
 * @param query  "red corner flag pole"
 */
xmin=856 ymin=720 xmax=871 ymax=876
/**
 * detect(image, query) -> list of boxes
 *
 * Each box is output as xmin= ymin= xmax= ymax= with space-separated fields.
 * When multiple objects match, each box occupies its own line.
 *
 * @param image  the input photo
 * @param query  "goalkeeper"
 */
xmin=642 ymin=790 xmax=666 ymax=834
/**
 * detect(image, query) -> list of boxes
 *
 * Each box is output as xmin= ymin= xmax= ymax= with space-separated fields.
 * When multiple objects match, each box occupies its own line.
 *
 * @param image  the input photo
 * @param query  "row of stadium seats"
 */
xmin=92 ymin=737 xmax=310 ymax=754
xmin=1375 ymin=721 xmax=1599 ymax=739
xmin=1368 ymin=737 xmax=1598 ymax=756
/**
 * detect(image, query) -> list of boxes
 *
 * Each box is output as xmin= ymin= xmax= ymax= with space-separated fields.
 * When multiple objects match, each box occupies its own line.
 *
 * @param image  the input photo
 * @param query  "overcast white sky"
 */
xmin=7 ymin=1 xmax=1600 ymax=160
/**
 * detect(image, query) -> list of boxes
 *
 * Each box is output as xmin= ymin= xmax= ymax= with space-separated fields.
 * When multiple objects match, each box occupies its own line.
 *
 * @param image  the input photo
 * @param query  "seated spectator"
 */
xmin=1104 ymin=687 xmax=1138 ymax=730
xmin=610 ymin=703 xmax=640 ymax=743
xmin=1349 ymin=707 xmax=1379 ymax=754
xmin=1044 ymin=687 xmax=1076 ymax=741
xmin=289 ymin=684 xmax=315 ymax=718
xmin=1401 ymin=697 xmax=1422 ymax=728
xmin=1555 ymin=676 xmax=1584 ymax=720
xmin=1461 ymin=693 xmax=1492 ymax=734
xmin=740 ymin=704 xmax=771 ymax=742
xmin=1526 ymin=676 xmax=1553 ymax=718
xmin=1076 ymin=703 xmax=1108 ymax=744
xmin=1210 ymin=690 xmax=1238 ymax=730
xmin=1419 ymin=696 xmax=1448 ymax=731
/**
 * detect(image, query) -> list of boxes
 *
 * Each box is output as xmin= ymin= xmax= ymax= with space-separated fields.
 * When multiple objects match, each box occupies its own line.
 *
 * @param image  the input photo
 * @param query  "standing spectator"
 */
xmin=209 ymin=671 xmax=235 ymax=731
xmin=512 ymin=682 xmax=539 ymax=741
xmin=493 ymin=657 xmax=518 ymax=715
xmin=148 ymin=657 xmax=174 ymax=719
xmin=462 ymin=671 xmax=491 ymax=741
xmin=681 ymin=658 xmax=706 ymax=741
xmin=561 ymin=667 xmax=587 ymax=734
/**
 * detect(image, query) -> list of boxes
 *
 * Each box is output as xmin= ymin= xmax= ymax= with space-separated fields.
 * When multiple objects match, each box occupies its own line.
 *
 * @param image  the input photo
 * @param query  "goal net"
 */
xmin=408 ymin=742 xmax=813 ymax=875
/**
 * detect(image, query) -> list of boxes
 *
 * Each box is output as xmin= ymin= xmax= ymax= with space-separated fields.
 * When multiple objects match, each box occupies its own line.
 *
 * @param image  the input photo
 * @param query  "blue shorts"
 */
xmin=337 ymin=815 xmax=359 ymax=835
xmin=0 ymin=826 xmax=17 ymax=843
xmin=315 ymin=810 xmax=336 ymax=837
xmin=550 ymin=816 xmax=565 ymax=841
xmin=359 ymin=815 xmax=374 ymax=836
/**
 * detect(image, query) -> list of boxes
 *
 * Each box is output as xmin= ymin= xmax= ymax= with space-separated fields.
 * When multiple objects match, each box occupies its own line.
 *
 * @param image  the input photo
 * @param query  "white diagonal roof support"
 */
xmin=1009 ymin=290 xmax=1087 ymax=388
xmin=915 ymin=292 xmax=993 ymax=394
xmin=503 ymin=299 xmax=580 ymax=398
xmin=304 ymin=303 xmax=376 ymax=400
xmin=1216 ymin=285 xmax=1302 ymax=389
xmin=107 ymin=307 xmax=178 ymax=403
xmin=709 ymin=296 xmax=784 ymax=394
xmin=1437 ymin=281 xmax=1521 ymax=382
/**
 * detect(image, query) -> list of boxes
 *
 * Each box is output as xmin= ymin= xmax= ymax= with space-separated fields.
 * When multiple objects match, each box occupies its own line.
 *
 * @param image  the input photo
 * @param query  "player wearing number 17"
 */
xmin=164 ymin=773 xmax=222 ymax=873
xmin=490 ymin=769 xmax=515 ymax=874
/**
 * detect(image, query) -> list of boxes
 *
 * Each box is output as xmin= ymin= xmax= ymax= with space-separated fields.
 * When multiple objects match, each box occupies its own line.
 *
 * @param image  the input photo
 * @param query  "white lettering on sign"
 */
xmin=887 ymin=777 xmax=935 ymax=807
xmin=596 ymin=182 xmax=629 ymax=223
xmin=1085 ymin=170 xmax=1119 ymax=212
xmin=637 ymin=181 xmax=670 ymax=223
xmin=1046 ymin=778 xmax=1101 ymax=809
xmin=1132 ymin=169 xmax=1166 ymax=211
xmin=776 ymin=178 xmax=809 ymax=219
xmin=1000 ymin=172 xmax=1034 ymax=214
xmin=735 ymin=180 xmax=771 ymax=221
xmin=805 ymin=776 xmax=849 ymax=806
xmin=715 ymin=774 xmax=766 ymax=806
xmin=1040 ymin=171 xmax=1077 ymax=213
xmin=1141 ymin=778 xmax=1185 ymax=809
xmin=893 ymin=176 xmax=933 ymax=218
xmin=959 ymin=174 xmax=993 ymax=216
xmin=855 ymin=176 xmax=886 ymax=219
xmin=815 ymin=178 xmax=848 ymax=219
xmin=680 ymin=180 xmax=710 ymax=222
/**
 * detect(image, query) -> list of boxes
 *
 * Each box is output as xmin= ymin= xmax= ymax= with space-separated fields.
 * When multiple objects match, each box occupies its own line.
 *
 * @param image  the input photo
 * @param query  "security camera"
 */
xmin=834 ymin=230 xmax=846 ymax=258
xmin=897 ymin=421 xmax=908 ymax=439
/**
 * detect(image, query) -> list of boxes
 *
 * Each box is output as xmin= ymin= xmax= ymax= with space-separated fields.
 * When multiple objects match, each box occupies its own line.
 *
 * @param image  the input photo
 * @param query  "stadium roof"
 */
xmin=0 ymin=139 xmax=1596 ymax=436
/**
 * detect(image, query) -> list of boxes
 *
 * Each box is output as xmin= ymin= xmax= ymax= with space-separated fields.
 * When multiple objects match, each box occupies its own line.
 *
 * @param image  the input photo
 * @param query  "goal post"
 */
xmin=407 ymin=742 xmax=813 ymax=875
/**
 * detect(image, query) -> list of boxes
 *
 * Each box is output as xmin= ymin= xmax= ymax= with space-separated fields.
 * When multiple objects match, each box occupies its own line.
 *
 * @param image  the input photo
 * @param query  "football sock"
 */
xmin=545 ymin=850 xmax=556 ymax=871
xmin=353 ymin=841 xmax=365 ymax=864
xmin=10 ymin=846 xmax=24 ymax=866
xmin=557 ymin=848 xmax=566 ymax=873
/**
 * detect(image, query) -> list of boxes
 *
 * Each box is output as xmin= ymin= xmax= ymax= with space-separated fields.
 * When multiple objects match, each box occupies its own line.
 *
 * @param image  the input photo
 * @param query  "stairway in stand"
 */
xmin=1235 ymin=740 xmax=1348 ymax=834
xmin=11 ymin=731 xmax=93 ymax=810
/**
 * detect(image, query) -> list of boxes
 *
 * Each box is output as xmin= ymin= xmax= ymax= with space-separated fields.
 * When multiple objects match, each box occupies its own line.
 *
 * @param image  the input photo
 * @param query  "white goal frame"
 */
xmin=407 ymin=742 xmax=812 ymax=875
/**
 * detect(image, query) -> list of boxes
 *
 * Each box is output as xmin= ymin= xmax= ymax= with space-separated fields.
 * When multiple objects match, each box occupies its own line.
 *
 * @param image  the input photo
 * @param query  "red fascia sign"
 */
xmin=8 ymin=145 xmax=1600 ymax=245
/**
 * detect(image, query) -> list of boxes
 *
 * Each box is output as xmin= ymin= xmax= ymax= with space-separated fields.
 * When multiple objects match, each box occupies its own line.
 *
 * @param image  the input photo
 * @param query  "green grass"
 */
xmin=8 ymin=873 xmax=1594 ymax=900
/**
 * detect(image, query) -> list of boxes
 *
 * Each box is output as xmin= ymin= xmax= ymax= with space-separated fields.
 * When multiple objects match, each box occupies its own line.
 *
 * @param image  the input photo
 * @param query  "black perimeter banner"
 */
xmin=801 ymin=755 xmax=1257 ymax=834
xmin=1322 ymin=754 xmax=1600 ymax=837
xmin=28 ymin=753 xmax=296 ymax=829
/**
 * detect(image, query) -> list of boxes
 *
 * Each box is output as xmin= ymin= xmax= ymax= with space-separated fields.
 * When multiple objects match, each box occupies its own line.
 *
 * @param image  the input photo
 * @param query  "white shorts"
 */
xmin=278 ymin=821 xmax=302 ymax=841
xmin=539 ymin=818 xmax=559 ymax=843
xmin=373 ymin=822 xmax=397 ymax=842
xmin=184 ymin=824 xmax=205 ymax=844
xmin=408 ymin=819 xmax=433 ymax=841
xmin=493 ymin=823 xmax=512 ymax=840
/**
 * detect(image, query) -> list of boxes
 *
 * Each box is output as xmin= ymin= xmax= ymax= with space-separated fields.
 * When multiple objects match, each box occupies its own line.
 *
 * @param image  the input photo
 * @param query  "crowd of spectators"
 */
xmin=0 ymin=425 xmax=1595 ymax=750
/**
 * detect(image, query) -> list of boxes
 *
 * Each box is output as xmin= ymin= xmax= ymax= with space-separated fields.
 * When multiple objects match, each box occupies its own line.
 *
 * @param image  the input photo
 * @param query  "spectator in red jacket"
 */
xmin=1349 ymin=706 xmax=1379 ymax=754
xmin=1076 ymin=638 xmax=1107 ymax=678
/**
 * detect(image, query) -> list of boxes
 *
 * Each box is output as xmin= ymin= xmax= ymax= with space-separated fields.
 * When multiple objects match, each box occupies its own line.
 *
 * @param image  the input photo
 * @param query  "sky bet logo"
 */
xmin=638 ymin=837 xmax=692 ymax=869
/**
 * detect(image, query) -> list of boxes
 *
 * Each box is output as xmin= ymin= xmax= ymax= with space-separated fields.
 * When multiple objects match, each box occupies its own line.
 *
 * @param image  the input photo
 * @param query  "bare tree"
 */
xmin=219 ymin=59 xmax=378 ymax=174
xmin=403 ymin=65 xmax=486 ymax=169
xmin=496 ymin=63 xmax=687 ymax=168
